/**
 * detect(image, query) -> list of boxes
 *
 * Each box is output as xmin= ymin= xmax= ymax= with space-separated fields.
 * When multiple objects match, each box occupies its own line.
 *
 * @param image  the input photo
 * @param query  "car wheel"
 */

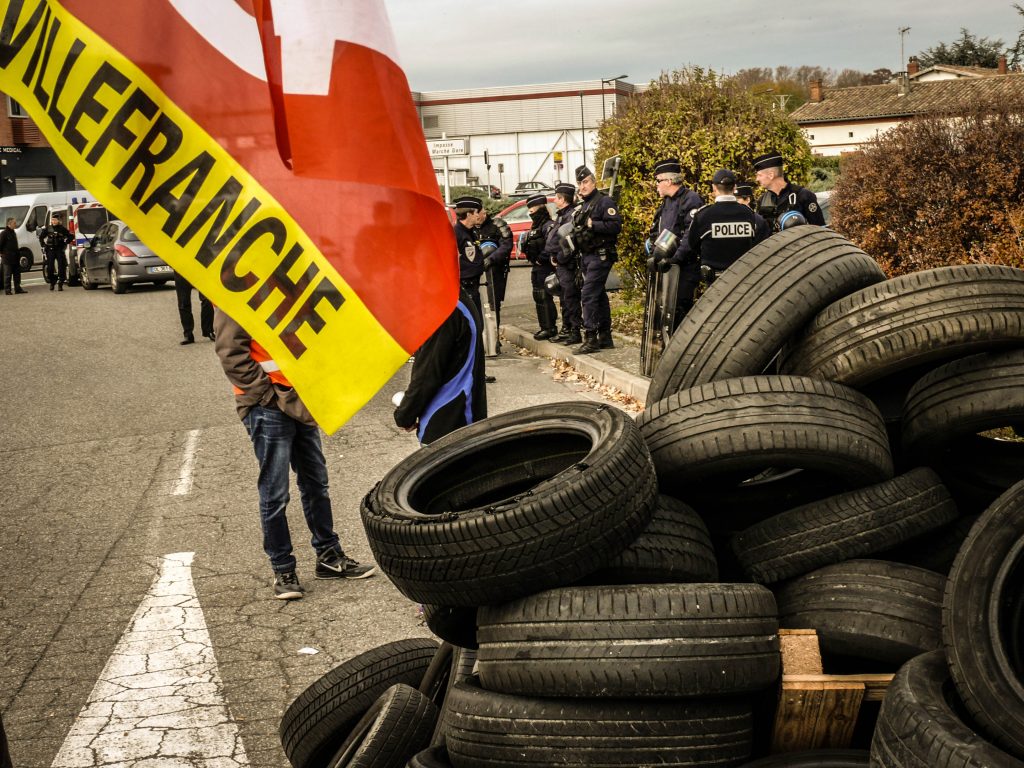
xmin=110 ymin=265 xmax=127 ymax=294
xmin=17 ymin=248 xmax=32 ymax=272
xmin=81 ymin=262 xmax=97 ymax=290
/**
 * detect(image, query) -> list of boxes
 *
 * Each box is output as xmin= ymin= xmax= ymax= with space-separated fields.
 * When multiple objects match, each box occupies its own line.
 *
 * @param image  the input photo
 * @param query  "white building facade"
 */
xmin=413 ymin=79 xmax=635 ymax=193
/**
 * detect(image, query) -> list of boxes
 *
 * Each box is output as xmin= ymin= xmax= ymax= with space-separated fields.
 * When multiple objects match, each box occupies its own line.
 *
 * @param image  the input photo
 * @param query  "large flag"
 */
xmin=0 ymin=0 xmax=458 ymax=433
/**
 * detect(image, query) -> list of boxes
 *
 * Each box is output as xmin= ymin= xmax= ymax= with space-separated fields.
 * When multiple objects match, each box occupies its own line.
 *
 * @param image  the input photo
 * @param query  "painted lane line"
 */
xmin=171 ymin=429 xmax=201 ymax=496
xmin=50 ymin=552 xmax=250 ymax=767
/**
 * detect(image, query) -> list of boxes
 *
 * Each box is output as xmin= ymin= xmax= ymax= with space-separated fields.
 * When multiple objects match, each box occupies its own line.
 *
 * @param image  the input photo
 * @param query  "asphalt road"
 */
xmin=0 ymin=268 xmax=600 ymax=767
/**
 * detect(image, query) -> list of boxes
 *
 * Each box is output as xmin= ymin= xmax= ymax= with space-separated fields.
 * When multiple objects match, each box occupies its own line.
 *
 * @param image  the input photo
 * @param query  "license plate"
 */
xmin=147 ymin=265 xmax=172 ymax=274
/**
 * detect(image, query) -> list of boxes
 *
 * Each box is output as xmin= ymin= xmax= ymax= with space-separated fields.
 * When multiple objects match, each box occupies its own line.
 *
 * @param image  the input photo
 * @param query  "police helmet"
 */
xmin=778 ymin=210 xmax=807 ymax=230
xmin=479 ymin=240 xmax=498 ymax=257
xmin=544 ymin=272 xmax=562 ymax=297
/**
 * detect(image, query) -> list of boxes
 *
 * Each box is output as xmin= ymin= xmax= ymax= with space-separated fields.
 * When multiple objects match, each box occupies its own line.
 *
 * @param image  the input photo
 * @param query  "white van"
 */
xmin=0 ymin=190 xmax=98 ymax=272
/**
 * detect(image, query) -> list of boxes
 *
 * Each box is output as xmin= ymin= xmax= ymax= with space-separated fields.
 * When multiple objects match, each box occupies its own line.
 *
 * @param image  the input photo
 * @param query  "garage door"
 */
xmin=14 ymin=176 xmax=54 ymax=194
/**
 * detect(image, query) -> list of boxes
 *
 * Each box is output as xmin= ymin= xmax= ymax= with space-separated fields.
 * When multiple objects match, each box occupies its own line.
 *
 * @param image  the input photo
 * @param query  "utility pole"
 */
xmin=600 ymin=74 xmax=628 ymax=123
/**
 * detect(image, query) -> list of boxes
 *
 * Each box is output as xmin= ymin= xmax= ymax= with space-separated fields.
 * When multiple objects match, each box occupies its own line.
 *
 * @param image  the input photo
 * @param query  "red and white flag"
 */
xmin=0 ymin=0 xmax=458 ymax=432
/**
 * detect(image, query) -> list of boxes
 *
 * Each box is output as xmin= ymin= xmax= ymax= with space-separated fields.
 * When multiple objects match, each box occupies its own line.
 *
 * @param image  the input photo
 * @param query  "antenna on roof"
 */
xmin=899 ymin=26 xmax=911 ymax=73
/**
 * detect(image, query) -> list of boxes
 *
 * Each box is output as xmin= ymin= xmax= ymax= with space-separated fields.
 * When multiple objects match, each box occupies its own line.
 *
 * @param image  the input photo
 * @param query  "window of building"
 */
xmin=809 ymin=134 xmax=815 ymax=140
xmin=422 ymin=115 xmax=439 ymax=129
xmin=848 ymin=131 xmax=854 ymax=138
xmin=8 ymin=97 xmax=27 ymax=118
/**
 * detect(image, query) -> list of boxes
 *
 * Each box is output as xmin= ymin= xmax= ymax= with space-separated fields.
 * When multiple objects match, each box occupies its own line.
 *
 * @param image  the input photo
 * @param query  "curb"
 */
xmin=502 ymin=324 xmax=650 ymax=403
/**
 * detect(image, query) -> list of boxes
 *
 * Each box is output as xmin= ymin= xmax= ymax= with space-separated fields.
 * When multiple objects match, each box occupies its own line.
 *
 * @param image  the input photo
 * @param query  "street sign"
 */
xmin=483 ymin=149 xmax=490 ymax=169
xmin=553 ymin=151 xmax=563 ymax=163
xmin=427 ymin=138 xmax=467 ymax=158
xmin=498 ymin=163 xmax=504 ymax=173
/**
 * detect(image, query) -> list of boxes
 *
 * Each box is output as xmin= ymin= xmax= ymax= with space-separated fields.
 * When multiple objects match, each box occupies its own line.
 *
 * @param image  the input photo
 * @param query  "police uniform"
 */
xmin=453 ymin=195 xmax=485 ymax=317
xmin=648 ymin=158 xmax=704 ymax=319
xmin=521 ymin=193 xmax=558 ymax=339
xmin=38 ymin=219 xmax=72 ymax=290
xmin=551 ymin=183 xmax=583 ymax=345
xmin=752 ymin=151 xmax=825 ymax=228
xmin=574 ymin=166 xmax=622 ymax=353
xmin=474 ymin=212 xmax=512 ymax=328
xmin=686 ymin=169 xmax=771 ymax=279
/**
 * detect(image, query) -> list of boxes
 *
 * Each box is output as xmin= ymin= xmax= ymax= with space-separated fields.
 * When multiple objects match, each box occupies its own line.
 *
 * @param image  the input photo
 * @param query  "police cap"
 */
xmin=452 ymin=195 xmax=483 ymax=211
xmin=752 ymin=151 xmax=784 ymax=172
xmin=653 ymin=158 xmax=682 ymax=176
xmin=525 ymin=194 xmax=548 ymax=208
xmin=555 ymin=183 xmax=576 ymax=197
xmin=735 ymin=181 xmax=755 ymax=197
xmin=712 ymin=169 xmax=737 ymax=186
xmin=574 ymin=165 xmax=594 ymax=183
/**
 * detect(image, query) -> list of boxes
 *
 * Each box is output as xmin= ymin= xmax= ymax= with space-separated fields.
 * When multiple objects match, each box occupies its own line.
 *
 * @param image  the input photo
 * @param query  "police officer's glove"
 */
xmin=656 ymin=258 xmax=674 ymax=273
xmin=483 ymin=256 xmax=494 ymax=269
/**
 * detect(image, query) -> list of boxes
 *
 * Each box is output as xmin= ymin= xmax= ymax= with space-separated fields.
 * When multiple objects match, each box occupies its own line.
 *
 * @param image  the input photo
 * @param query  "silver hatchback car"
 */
xmin=80 ymin=220 xmax=174 ymax=293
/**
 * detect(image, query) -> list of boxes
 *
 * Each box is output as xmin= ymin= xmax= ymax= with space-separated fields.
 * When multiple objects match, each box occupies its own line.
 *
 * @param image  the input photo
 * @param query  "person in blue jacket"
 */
xmin=394 ymin=288 xmax=487 ymax=445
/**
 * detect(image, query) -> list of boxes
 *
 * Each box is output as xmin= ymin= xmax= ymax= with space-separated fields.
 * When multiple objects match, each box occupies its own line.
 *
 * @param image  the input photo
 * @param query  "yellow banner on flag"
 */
xmin=0 ymin=0 xmax=408 ymax=433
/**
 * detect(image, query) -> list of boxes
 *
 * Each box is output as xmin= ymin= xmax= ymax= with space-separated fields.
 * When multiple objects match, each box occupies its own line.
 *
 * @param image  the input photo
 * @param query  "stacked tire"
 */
xmin=278 ymin=228 xmax=1024 ymax=767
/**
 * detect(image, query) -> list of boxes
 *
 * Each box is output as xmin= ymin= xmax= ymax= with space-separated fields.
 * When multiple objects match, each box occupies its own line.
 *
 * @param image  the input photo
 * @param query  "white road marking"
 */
xmin=171 ymin=429 xmax=201 ymax=496
xmin=50 ymin=552 xmax=250 ymax=767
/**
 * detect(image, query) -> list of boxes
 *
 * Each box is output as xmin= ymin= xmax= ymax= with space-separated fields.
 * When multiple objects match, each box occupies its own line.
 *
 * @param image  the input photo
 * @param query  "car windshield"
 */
xmin=502 ymin=204 xmax=530 ymax=223
xmin=0 ymin=205 xmax=29 ymax=227
xmin=75 ymin=208 xmax=107 ymax=235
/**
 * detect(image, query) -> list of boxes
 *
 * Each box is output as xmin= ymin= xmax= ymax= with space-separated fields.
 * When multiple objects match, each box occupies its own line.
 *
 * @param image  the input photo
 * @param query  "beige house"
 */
xmin=791 ymin=57 xmax=1023 ymax=156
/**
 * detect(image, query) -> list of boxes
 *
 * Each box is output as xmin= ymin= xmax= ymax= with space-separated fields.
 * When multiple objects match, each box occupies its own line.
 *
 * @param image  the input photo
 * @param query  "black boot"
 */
xmin=576 ymin=330 xmax=601 ymax=354
xmin=560 ymin=327 xmax=582 ymax=345
xmin=598 ymin=329 xmax=614 ymax=349
xmin=552 ymin=327 xmax=570 ymax=342
xmin=534 ymin=328 xmax=556 ymax=340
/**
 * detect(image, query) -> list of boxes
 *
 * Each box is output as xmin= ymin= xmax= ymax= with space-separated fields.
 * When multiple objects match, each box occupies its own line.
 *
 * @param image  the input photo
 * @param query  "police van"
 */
xmin=0 ymin=190 xmax=99 ymax=272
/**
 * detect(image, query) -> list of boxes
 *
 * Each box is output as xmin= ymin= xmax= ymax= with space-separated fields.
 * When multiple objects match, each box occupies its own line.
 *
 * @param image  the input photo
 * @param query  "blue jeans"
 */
xmin=243 ymin=405 xmax=340 ymax=573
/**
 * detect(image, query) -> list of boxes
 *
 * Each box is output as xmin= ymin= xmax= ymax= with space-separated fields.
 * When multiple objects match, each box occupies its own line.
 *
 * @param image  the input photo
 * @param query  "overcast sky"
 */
xmin=384 ymin=0 xmax=1018 ymax=92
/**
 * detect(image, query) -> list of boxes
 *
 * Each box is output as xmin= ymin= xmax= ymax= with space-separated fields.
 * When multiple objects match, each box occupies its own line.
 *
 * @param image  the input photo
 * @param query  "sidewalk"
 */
xmin=500 ymin=303 xmax=650 ymax=404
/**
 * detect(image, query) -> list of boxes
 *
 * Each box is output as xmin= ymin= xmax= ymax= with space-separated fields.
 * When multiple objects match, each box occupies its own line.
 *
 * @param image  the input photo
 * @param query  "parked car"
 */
xmin=80 ymin=220 xmax=174 ymax=293
xmin=508 ymin=181 xmax=556 ymax=200
xmin=466 ymin=184 xmax=501 ymax=199
xmin=497 ymin=197 xmax=556 ymax=260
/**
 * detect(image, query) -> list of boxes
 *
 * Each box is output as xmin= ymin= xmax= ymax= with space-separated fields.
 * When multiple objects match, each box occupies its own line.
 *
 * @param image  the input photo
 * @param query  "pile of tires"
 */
xmin=279 ymin=228 xmax=1024 ymax=767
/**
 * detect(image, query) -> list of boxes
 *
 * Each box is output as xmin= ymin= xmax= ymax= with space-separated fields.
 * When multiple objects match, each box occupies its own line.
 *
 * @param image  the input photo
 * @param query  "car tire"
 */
xmin=870 ymin=651 xmax=1024 ymax=767
xmin=445 ymin=677 xmax=754 ymax=768
xmin=422 ymin=605 xmax=477 ymax=650
xmin=647 ymin=227 xmax=885 ymax=403
xmin=328 ymin=684 xmax=437 ymax=768
xmin=409 ymin=745 xmax=453 ymax=768
xmin=476 ymin=583 xmax=780 ymax=698
xmin=943 ymin=479 xmax=1024 ymax=759
xmin=81 ymin=263 xmax=97 ymax=290
xmin=732 ymin=468 xmax=957 ymax=584
xmin=875 ymin=514 xmax=980 ymax=576
xmin=929 ymin=435 xmax=1024 ymax=515
xmin=278 ymin=638 xmax=439 ymax=768
xmin=738 ymin=750 xmax=869 ymax=767
xmin=780 ymin=264 xmax=1024 ymax=388
xmin=579 ymin=495 xmax=718 ymax=584
xmin=109 ymin=265 xmax=127 ymax=294
xmin=638 ymin=376 xmax=893 ymax=530
xmin=17 ymin=247 xmax=32 ymax=273
xmin=776 ymin=560 xmax=944 ymax=666
xmin=360 ymin=402 xmax=657 ymax=607
xmin=902 ymin=349 xmax=1024 ymax=462
xmin=430 ymin=646 xmax=476 ymax=748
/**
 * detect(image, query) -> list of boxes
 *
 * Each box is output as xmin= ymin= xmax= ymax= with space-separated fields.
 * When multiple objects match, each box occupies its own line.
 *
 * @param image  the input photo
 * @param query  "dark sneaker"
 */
xmin=316 ymin=549 xmax=377 ymax=580
xmin=274 ymin=571 xmax=304 ymax=599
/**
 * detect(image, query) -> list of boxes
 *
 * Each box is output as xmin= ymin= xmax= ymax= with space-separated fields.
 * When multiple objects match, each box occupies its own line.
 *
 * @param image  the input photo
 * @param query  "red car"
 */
xmin=497 ymin=196 xmax=556 ymax=260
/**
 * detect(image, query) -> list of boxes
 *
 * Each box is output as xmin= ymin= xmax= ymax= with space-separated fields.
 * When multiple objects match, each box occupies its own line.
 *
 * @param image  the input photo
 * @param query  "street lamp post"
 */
xmin=600 ymin=74 xmax=628 ymax=123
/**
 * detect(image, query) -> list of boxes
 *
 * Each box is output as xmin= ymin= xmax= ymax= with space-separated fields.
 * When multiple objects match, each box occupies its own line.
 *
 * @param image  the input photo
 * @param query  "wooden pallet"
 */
xmin=771 ymin=629 xmax=894 ymax=753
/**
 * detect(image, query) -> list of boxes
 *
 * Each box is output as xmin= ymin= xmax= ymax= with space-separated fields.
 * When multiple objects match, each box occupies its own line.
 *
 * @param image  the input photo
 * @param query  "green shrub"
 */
xmin=437 ymin=185 xmax=515 ymax=215
xmin=595 ymin=67 xmax=815 ymax=289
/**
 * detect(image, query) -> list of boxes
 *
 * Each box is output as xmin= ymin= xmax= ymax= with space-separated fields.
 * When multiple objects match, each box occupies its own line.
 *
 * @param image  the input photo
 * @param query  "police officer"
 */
xmin=38 ymin=213 xmax=72 ymax=291
xmin=474 ymin=206 xmax=512 ymax=333
xmin=752 ymin=150 xmax=825 ymax=229
xmin=521 ymin=193 xmax=559 ymax=339
xmin=453 ymin=195 xmax=486 ymax=317
xmin=573 ymin=166 xmax=622 ymax=354
xmin=687 ymin=169 xmax=770 ymax=283
xmin=649 ymin=157 xmax=704 ymax=321
xmin=735 ymin=180 xmax=756 ymax=210
xmin=550 ymin=182 xmax=582 ymax=345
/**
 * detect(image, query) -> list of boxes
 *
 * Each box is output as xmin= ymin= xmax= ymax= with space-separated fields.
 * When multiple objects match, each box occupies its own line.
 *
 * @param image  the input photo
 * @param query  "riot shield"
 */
xmin=481 ymin=264 xmax=499 ymax=357
xmin=640 ymin=263 xmax=679 ymax=377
